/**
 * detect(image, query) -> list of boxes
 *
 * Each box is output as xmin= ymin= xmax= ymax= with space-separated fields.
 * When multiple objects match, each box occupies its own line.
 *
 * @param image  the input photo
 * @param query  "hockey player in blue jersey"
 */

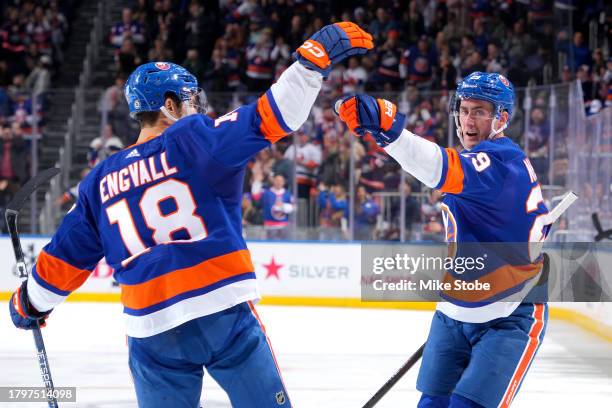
xmin=9 ymin=23 xmax=373 ymax=407
xmin=335 ymin=72 xmax=550 ymax=407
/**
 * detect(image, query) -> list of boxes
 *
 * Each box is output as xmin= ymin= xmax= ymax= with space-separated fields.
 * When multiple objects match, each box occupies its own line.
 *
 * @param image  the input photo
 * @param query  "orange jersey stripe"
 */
xmin=36 ymin=250 xmax=91 ymax=293
xmin=499 ymin=304 xmax=545 ymax=407
xmin=257 ymin=93 xmax=289 ymax=144
xmin=120 ymin=249 xmax=254 ymax=310
xmin=440 ymin=148 xmax=465 ymax=194
xmin=441 ymin=259 xmax=543 ymax=303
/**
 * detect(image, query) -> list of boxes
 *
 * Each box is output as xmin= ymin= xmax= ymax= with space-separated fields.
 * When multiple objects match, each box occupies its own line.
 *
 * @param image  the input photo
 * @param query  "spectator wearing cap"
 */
xmin=110 ymin=7 xmax=145 ymax=49
xmin=25 ymin=55 xmax=51 ymax=96
xmin=88 ymin=124 xmax=124 ymax=168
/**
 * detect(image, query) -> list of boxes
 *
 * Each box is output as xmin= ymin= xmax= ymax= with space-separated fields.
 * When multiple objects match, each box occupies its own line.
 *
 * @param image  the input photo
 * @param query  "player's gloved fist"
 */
xmin=334 ymin=94 xmax=406 ymax=147
xmin=294 ymin=22 xmax=373 ymax=78
xmin=9 ymin=280 xmax=51 ymax=330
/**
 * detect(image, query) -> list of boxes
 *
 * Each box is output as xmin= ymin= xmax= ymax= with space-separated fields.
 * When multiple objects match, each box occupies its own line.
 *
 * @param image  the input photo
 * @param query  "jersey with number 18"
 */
xmin=25 ymin=62 xmax=322 ymax=337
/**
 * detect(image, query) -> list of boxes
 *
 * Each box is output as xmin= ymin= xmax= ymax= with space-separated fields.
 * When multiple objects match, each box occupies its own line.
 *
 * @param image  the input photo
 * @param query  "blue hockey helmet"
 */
xmin=124 ymin=61 xmax=207 ymax=119
xmin=451 ymin=72 xmax=515 ymax=120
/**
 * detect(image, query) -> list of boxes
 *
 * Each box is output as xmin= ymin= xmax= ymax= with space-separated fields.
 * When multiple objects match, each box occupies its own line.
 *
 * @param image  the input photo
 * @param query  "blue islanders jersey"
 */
xmin=433 ymin=138 xmax=549 ymax=322
xmin=26 ymin=62 xmax=323 ymax=337
xmin=260 ymin=188 xmax=292 ymax=227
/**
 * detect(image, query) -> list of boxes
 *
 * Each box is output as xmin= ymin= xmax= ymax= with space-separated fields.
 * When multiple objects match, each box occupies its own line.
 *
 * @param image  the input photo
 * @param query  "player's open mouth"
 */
xmin=465 ymin=131 xmax=478 ymax=138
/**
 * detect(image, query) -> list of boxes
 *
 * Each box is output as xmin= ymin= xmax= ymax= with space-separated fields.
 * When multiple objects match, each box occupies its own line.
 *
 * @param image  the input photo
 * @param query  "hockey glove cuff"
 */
xmin=9 ymin=280 xmax=52 ymax=330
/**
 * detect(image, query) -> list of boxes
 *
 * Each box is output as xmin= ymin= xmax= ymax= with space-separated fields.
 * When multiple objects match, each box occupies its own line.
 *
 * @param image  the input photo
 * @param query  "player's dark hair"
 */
xmin=134 ymin=92 xmax=182 ymax=127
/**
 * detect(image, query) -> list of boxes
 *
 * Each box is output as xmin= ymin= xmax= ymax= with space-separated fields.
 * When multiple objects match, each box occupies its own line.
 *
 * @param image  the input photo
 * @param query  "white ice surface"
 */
xmin=1 ymin=303 xmax=611 ymax=407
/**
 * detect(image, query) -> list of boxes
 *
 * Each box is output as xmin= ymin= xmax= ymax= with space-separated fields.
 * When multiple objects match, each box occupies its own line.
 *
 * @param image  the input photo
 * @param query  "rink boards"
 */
xmin=0 ymin=237 xmax=610 ymax=342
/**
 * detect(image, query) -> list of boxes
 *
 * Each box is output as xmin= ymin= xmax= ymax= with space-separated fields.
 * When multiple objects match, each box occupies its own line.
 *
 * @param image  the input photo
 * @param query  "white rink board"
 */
xmin=0 ymin=237 xmax=610 ymax=336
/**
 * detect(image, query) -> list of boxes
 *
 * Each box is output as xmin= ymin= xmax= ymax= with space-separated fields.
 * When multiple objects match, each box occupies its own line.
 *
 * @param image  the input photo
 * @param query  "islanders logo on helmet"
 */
xmin=124 ymin=62 xmax=202 ymax=119
xmin=499 ymin=74 xmax=510 ymax=87
xmin=155 ymin=62 xmax=171 ymax=70
xmin=451 ymin=71 xmax=515 ymax=120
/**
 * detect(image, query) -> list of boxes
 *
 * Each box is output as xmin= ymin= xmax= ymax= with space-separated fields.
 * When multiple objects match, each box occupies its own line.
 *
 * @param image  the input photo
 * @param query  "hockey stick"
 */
xmin=362 ymin=191 xmax=578 ymax=408
xmin=362 ymin=342 xmax=425 ymax=408
xmin=6 ymin=167 xmax=61 ymax=408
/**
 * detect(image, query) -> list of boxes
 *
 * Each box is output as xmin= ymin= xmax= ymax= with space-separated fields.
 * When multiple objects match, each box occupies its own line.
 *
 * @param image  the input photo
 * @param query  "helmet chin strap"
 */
xmin=488 ymin=118 xmax=507 ymax=139
xmin=160 ymin=106 xmax=180 ymax=122
xmin=160 ymin=104 xmax=198 ymax=122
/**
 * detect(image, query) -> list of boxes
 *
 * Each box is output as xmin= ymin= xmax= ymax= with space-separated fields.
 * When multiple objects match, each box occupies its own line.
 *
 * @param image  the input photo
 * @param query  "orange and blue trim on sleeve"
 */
xmin=31 ymin=250 xmax=92 ymax=296
xmin=256 ymin=90 xmax=293 ymax=144
xmin=434 ymin=147 xmax=465 ymax=194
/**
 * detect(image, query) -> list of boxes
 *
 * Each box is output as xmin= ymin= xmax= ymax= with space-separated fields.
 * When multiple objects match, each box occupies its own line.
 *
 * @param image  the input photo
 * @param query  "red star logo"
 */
xmin=263 ymin=257 xmax=283 ymax=280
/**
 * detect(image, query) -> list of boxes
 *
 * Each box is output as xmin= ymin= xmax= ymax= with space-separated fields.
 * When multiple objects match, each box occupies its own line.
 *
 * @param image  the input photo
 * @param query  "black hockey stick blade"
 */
xmin=6 ymin=167 xmax=60 ymax=212
xmin=5 ymin=167 xmax=60 ymax=278
xmin=362 ymin=342 xmax=426 ymax=408
xmin=592 ymin=213 xmax=612 ymax=242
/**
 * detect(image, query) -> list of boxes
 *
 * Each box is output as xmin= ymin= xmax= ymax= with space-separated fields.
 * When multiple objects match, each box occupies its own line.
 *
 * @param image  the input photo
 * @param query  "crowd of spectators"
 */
xmin=0 ymin=0 xmax=72 ymax=231
xmin=100 ymin=0 xmax=610 ymax=241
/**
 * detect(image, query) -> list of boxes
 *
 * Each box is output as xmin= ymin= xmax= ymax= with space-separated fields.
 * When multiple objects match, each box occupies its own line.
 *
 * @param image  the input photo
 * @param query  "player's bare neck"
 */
xmin=135 ymin=124 xmax=168 ymax=146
